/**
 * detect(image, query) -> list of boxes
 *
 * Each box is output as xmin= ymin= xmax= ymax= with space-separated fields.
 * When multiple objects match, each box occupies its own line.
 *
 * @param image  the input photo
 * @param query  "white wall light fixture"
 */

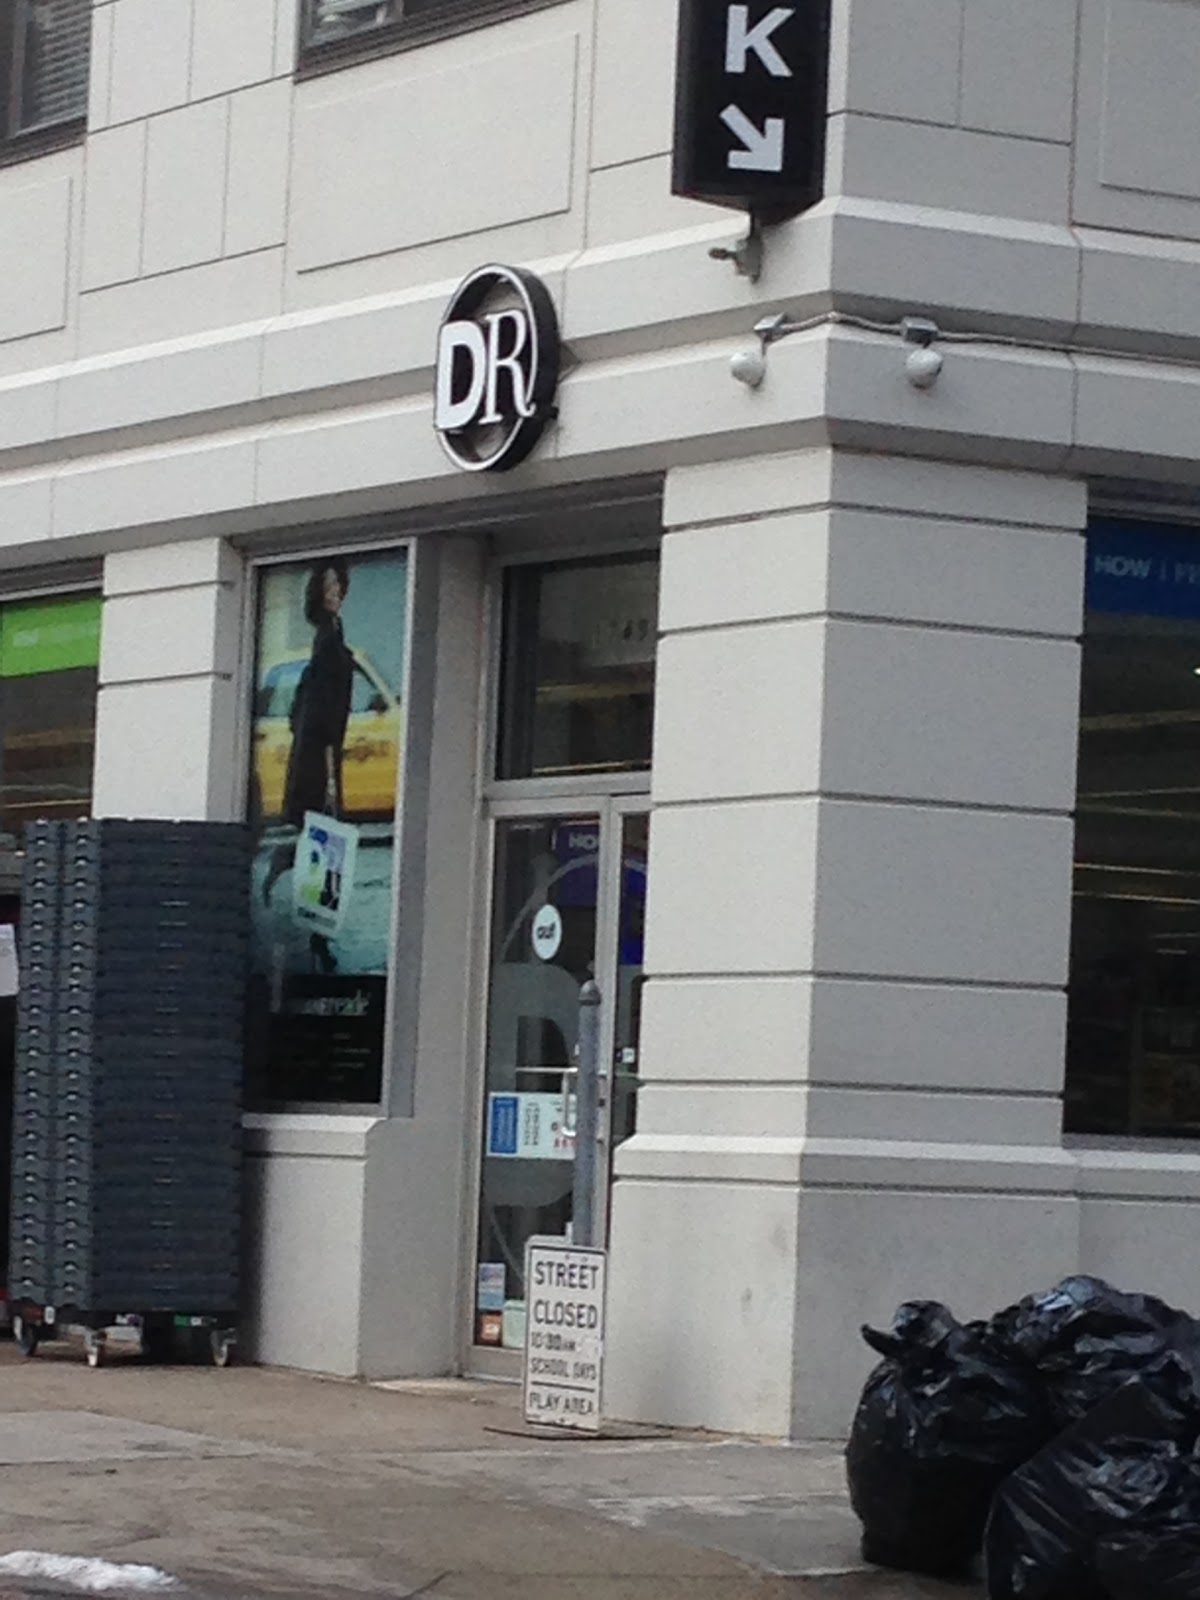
xmin=902 ymin=316 xmax=944 ymax=389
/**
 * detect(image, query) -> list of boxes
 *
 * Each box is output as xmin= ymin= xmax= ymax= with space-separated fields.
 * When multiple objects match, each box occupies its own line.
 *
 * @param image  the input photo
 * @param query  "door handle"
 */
xmin=559 ymin=1067 xmax=578 ymax=1133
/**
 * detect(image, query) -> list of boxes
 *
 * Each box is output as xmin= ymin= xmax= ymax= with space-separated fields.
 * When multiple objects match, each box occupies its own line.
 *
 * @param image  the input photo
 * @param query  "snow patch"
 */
xmin=0 ymin=1552 xmax=177 ymax=1592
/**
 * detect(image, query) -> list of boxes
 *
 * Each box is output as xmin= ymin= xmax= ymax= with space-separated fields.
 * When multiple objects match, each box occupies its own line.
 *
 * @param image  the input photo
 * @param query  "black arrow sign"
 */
xmin=672 ymin=0 xmax=832 ymax=221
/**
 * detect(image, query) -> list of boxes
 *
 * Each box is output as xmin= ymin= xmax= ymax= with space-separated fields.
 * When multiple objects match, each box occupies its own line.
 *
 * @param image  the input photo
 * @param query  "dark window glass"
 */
xmin=0 ymin=666 xmax=97 ymax=840
xmin=496 ymin=556 xmax=658 ymax=781
xmin=1067 ymin=521 xmax=1200 ymax=1138
xmin=2 ymin=0 xmax=90 ymax=149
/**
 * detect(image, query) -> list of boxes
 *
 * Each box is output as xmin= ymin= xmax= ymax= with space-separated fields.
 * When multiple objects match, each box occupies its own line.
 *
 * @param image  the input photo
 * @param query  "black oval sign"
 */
xmin=434 ymin=264 xmax=561 ymax=473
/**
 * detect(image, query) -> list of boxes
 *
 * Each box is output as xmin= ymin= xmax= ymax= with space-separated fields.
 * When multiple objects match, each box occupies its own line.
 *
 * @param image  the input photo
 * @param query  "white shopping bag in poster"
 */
xmin=292 ymin=811 xmax=357 ymax=936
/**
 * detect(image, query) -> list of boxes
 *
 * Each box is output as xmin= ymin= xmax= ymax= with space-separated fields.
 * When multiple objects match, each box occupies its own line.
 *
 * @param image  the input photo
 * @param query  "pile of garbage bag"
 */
xmin=845 ymin=1276 xmax=1200 ymax=1595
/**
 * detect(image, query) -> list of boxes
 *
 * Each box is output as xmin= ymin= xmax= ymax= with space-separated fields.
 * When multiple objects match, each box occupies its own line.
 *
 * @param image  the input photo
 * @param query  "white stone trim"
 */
xmin=242 ymin=1113 xmax=381 ymax=1158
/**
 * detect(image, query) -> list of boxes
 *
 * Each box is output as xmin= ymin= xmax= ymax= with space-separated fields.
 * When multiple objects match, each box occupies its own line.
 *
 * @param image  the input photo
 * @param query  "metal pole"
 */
xmin=572 ymin=981 xmax=602 ymax=1249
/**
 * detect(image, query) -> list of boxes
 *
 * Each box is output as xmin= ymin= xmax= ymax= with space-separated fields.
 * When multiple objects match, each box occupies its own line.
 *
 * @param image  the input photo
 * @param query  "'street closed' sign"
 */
xmin=672 ymin=0 xmax=832 ymax=219
xmin=523 ymin=1240 xmax=606 ymax=1433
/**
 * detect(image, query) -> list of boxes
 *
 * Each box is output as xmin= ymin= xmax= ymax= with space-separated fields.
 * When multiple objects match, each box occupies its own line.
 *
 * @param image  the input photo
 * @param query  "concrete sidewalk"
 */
xmin=0 ymin=1337 xmax=974 ymax=1600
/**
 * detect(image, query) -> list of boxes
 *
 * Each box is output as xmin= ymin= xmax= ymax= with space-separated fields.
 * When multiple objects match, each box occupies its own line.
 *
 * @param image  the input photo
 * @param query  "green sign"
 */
xmin=0 ymin=595 xmax=102 ymax=678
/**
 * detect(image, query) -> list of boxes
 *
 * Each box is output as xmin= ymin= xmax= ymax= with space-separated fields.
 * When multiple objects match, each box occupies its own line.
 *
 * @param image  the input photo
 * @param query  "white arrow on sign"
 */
xmin=721 ymin=104 xmax=786 ymax=172
xmin=725 ymin=4 xmax=795 ymax=78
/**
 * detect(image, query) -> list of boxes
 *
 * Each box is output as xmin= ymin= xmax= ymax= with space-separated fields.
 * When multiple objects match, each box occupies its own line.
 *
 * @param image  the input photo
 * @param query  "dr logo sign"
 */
xmin=434 ymin=264 xmax=561 ymax=473
xmin=672 ymin=0 xmax=832 ymax=219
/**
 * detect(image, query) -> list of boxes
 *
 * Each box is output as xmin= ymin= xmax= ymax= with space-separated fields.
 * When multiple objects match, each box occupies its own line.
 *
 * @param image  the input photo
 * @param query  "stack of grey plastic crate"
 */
xmin=10 ymin=819 xmax=250 ymax=1319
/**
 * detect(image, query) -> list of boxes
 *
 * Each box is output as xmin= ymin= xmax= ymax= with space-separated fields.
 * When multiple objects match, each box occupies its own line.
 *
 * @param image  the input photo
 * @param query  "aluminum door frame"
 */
xmin=592 ymin=794 xmax=650 ymax=1237
xmin=461 ymin=792 xmax=641 ymax=1378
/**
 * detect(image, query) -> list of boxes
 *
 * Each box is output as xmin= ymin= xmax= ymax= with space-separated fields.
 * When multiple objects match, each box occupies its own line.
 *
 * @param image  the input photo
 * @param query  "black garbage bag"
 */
xmin=1093 ymin=1441 xmax=1200 ymax=1599
xmin=1096 ymin=1445 xmax=1200 ymax=1599
xmin=985 ymin=1373 xmax=1200 ymax=1600
xmin=992 ymin=1275 xmax=1195 ymax=1429
xmin=846 ymin=1300 xmax=1052 ymax=1578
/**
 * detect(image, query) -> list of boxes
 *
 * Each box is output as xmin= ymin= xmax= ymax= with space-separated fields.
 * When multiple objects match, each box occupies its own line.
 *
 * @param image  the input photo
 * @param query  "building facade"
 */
xmin=0 ymin=0 xmax=1199 ymax=1438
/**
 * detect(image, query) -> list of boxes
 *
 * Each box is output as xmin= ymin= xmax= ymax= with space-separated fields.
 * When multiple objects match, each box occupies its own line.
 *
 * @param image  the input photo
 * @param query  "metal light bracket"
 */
xmin=901 ymin=316 xmax=941 ymax=347
xmin=753 ymin=312 xmax=790 ymax=346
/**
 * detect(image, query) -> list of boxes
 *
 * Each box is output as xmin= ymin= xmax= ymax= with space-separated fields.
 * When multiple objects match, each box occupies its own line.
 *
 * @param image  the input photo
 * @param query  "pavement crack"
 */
xmin=402 ymin=1573 xmax=451 ymax=1598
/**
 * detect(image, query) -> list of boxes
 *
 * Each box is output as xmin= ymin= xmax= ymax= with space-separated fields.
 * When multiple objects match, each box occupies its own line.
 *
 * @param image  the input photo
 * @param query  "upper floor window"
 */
xmin=298 ymin=0 xmax=561 ymax=70
xmin=1 ymin=0 xmax=90 ymax=155
xmin=303 ymin=0 xmax=401 ymax=48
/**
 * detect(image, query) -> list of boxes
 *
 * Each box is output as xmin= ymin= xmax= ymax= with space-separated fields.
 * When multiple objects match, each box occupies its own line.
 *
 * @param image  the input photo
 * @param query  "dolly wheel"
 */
xmin=12 ymin=1315 xmax=38 ymax=1357
xmin=210 ymin=1332 xmax=235 ymax=1368
xmin=84 ymin=1332 xmax=106 ymax=1369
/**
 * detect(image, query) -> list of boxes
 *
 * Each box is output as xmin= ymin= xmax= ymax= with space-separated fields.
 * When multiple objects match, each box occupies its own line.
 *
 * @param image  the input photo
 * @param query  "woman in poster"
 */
xmin=261 ymin=557 xmax=354 ymax=970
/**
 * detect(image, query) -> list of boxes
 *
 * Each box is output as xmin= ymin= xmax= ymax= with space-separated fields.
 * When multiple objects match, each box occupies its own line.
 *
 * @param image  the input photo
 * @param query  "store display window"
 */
xmin=0 ymin=593 xmax=100 ymax=843
xmin=244 ymin=547 xmax=409 ymax=1107
xmin=1067 ymin=519 xmax=1200 ymax=1137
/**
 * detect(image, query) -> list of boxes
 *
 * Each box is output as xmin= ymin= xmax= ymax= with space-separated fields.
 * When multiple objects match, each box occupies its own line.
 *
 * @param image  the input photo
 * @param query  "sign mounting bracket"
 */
xmin=708 ymin=209 xmax=765 ymax=283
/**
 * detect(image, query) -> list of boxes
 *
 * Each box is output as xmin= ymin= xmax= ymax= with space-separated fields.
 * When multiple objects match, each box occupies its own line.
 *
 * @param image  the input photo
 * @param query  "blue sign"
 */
xmin=487 ymin=1094 xmax=519 ymax=1157
xmin=620 ymin=859 xmax=647 ymax=970
xmin=550 ymin=821 xmax=600 ymax=909
xmin=1087 ymin=519 xmax=1200 ymax=620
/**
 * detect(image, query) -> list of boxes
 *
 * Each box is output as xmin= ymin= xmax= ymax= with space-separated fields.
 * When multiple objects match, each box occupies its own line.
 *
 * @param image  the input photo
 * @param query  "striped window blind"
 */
xmin=303 ymin=0 xmax=402 ymax=48
xmin=298 ymin=0 xmax=555 ymax=63
xmin=11 ymin=0 xmax=91 ymax=136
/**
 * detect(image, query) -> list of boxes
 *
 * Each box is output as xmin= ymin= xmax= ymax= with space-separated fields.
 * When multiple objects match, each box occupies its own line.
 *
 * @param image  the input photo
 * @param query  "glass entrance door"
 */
xmin=471 ymin=800 xmax=647 ymax=1353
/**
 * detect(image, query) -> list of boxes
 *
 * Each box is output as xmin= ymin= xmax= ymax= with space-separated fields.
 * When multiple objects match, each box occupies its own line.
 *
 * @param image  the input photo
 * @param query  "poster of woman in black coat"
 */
xmin=284 ymin=559 xmax=354 ymax=826
xmin=262 ymin=558 xmax=354 ymax=965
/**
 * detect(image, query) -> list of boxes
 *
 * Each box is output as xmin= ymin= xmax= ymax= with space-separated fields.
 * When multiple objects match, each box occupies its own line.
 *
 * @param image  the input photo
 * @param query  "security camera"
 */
xmin=730 ymin=348 xmax=767 ymax=389
xmin=905 ymin=346 xmax=944 ymax=389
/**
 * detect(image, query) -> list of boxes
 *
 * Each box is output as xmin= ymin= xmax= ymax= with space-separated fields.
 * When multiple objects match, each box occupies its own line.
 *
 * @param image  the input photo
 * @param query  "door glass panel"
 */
xmin=611 ymin=813 xmax=648 ymax=1151
xmin=496 ymin=557 xmax=659 ymax=780
xmin=474 ymin=815 xmax=599 ymax=1349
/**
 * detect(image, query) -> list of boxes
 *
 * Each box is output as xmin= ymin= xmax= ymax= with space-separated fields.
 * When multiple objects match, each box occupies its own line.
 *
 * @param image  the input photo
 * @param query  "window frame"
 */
xmin=0 ymin=0 xmax=89 ymax=167
xmin=295 ymin=0 xmax=570 ymax=78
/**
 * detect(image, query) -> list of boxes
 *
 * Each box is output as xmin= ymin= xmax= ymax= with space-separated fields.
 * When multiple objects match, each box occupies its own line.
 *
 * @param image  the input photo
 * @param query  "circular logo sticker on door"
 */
xmin=433 ymin=264 xmax=561 ymax=474
xmin=531 ymin=904 xmax=563 ymax=963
